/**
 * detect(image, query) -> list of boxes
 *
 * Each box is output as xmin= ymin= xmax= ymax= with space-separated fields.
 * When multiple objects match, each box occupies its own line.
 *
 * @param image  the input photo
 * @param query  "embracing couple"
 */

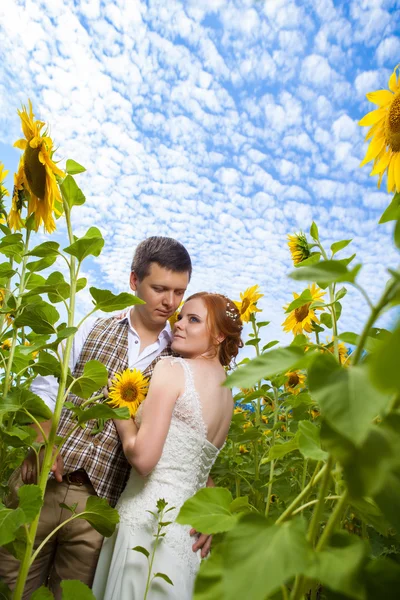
xmin=0 ymin=237 xmax=243 ymax=599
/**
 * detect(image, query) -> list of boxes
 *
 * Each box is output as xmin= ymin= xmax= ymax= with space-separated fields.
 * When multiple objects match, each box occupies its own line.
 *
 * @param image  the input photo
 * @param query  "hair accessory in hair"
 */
xmin=226 ymin=303 xmax=239 ymax=321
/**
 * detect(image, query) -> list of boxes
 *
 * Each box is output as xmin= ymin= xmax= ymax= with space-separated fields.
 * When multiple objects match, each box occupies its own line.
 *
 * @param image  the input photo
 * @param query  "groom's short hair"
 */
xmin=131 ymin=236 xmax=192 ymax=281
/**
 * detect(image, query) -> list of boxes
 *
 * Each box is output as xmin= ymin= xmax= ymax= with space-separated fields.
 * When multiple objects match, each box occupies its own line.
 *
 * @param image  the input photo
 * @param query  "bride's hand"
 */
xmin=190 ymin=529 xmax=212 ymax=558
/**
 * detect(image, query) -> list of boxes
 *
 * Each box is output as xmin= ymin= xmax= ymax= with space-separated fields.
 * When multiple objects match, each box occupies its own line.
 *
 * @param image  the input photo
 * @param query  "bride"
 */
xmin=92 ymin=292 xmax=243 ymax=599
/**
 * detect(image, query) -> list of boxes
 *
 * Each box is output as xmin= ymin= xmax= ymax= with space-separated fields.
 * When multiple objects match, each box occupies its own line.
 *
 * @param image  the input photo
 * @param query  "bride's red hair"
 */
xmin=184 ymin=292 xmax=243 ymax=367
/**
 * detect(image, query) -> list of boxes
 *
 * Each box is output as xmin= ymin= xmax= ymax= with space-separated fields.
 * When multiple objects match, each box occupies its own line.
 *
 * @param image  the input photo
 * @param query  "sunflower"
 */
xmin=8 ymin=159 xmax=26 ymax=231
xmin=287 ymin=233 xmax=311 ymax=265
xmin=1 ymin=339 xmax=12 ymax=351
xmin=0 ymin=162 xmax=9 ymax=224
xmin=325 ymin=338 xmax=349 ymax=366
xmin=284 ymin=370 xmax=306 ymax=395
xmin=234 ymin=285 xmax=263 ymax=323
xmin=359 ymin=64 xmax=400 ymax=193
xmin=108 ymin=368 xmax=149 ymax=417
xmin=282 ymin=283 xmax=325 ymax=336
xmin=14 ymin=100 xmax=64 ymax=233
xmin=239 ymin=445 xmax=249 ymax=454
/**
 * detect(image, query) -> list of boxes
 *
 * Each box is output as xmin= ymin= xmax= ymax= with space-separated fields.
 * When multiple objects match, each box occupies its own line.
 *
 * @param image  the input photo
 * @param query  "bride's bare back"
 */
xmin=186 ymin=357 xmax=233 ymax=449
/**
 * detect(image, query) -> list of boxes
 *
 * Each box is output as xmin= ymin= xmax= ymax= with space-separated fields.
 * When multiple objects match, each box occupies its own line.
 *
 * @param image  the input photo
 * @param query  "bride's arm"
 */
xmin=114 ymin=360 xmax=182 ymax=476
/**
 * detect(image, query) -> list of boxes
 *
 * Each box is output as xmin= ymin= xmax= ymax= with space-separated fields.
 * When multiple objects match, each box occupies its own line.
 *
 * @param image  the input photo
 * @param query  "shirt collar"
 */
xmin=119 ymin=307 xmax=172 ymax=342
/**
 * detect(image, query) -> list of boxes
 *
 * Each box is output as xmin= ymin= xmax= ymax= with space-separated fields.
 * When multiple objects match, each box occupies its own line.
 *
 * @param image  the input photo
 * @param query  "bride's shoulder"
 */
xmin=153 ymin=356 xmax=185 ymax=378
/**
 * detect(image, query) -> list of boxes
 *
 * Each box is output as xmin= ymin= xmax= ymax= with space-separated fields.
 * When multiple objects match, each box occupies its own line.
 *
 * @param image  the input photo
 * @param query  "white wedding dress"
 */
xmin=92 ymin=358 xmax=221 ymax=599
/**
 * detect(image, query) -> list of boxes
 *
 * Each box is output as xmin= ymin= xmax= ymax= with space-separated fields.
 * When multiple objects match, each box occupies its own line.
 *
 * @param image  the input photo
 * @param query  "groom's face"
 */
xmin=130 ymin=263 xmax=189 ymax=326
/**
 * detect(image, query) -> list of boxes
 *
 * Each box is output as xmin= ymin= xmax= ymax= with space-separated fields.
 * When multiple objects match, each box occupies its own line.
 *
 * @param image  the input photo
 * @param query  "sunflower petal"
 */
xmin=360 ymin=136 xmax=386 ymax=167
xmin=388 ymin=68 xmax=399 ymax=93
xmin=370 ymin=150 xmax=392 ymax=175
xmin=395 ymin=153 xmax=400 ymax=193
xmin=366 ymin=90 xmax=393 ymax=107
xmin=13 ymin=139 xmax=27 ymax=150
xmin=387 ymin=154 xmax=397 ymax=193
xmin=359 ymin=108 xmax=386 ymax=127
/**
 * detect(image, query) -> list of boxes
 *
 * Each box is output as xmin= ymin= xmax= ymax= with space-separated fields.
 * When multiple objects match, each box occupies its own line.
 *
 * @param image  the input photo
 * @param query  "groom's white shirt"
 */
xmin=31 ymin=307 xmax=172 ymax=411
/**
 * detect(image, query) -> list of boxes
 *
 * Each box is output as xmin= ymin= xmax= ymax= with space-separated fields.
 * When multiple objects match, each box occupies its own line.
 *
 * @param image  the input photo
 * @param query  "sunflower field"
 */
xmin=0 ymin=64 xmax=399 ymax=600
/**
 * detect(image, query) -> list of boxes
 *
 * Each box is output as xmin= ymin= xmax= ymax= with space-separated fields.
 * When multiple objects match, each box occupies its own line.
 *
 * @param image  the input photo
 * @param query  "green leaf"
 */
xmin=194 ymin=552 xmax=223 ymax=600
xmin=289 ymin=260 xmax=361 ymax=285
xmin=31 ymin=352 xmax=61 ymax=377
xmin=297 ymin=420 xmax=328 ymax=461
xmin=285 ymin=289 xmax=312 ymax=313
xmin=306 ymin=533 xmax=367 ymax=600
xmin=76 ymin=496 xmax=119 ymax=537
xmin=89 ymin=287 xmax=145 ymax=312
xmin=31 ymin=586 xmax=54 ymax=599
xmin=221 ymin=516 xmax=314 ymax=600
xmin=153 ymin=573 xmax=174 ymax=585
xmin=0 ymin=425 xmax=37 ymax=448
xmin=132 ymin=545 xmax=150 ymax=558
xmin=26 ymin=255 xmax=57 ymax=272
xmin=60 ymin=175 xmax=86 ymax=208
xmin=61 ymin=580 xmax=95 ymax=600
xmin=294 ymin=253 xmax=321 ymax=268
xmin=72 ymin=404 xmax=130 ymax=425
xmin=66 ymin=159 xmax=86 ymax=175
xmin=379 ymin=191 xmax=400 ymax=223
xmin=394 ymin=218 xmax=400 ymax=249
xmin=262 ymin=340 xmax=279 ymax=351
xmin=256 ymin=321 xmax=270 ymax=327
xmin=224 ymin=347 xmax=314 ymax=389
xmin=229 ymin=496 xmax=250 ymax=514
xmin=0 ymin=505 xmax=24 ymax=545
xmin=320 ymin=313 xmax=333 ymax=329
xmin=0 ymin=388 xmax=52 ymax=422
xmin=64 ymin=227 xmax=103 ymax=262
xmin=331 ymin=239 xmax=352 ymax=256
xmin=369 ymin=324 xmax=400 ymax=392
xmin=364 ymin=557 xmax=400 ymax=600
xmin=0 ymin=262 xmax=16 ymax=279
xmin=18 ymin=485 xmax=43 ymax=522
xmin=335 ymin=287 xmax=347 ymax=301
xmin=14 ymin=299 xmax=59 ymax=334
xmin=26 ymin=241 xmax=60 ymax=258
xmin=176 ymin=487 xmax=238 ymax=534
xmin=308 ymin=353 xmax=389 ymax=445
xmin=264 ymin=435 xmax=299 ymax=462
xmin=310 ymin=222 xmax=319 ymax=241
xmin=0 ymin=233 xmax=24 ymax=258
xmin=70 ymin=360 xmax=108 ymax=399
xmin=350 ymin=497 xmax=390 ymax=536
xmin=56 ymin=327 xmax=78 ymax=341
xmin=0 ymin=579 xmax=12 ymax=600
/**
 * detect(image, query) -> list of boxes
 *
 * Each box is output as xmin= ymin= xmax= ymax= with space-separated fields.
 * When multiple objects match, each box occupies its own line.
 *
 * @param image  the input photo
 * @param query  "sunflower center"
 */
xmin=288 ymin=373 xmax=300 ymax=387
xmin=121 ymin=384 xmax=138 ymax=403
xmin=24 ymin=144 xmax=46 ymax=200
xmin=241 ymin=298 xmax=250 ymax=314
xmin=294 ymin=303 xmax=310 ymax=323
xmin=386 ymin=93 xmax=400 ymax=152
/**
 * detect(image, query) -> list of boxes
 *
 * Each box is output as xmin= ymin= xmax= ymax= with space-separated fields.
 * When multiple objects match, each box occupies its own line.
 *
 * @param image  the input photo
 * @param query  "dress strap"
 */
xmin=170 ymin=357 xmax=207 ymax=439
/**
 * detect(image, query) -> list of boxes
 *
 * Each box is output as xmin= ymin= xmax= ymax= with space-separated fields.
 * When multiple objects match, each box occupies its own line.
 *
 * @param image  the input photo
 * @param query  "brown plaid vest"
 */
xmin=56 ymin=315 xmax=172 ymax=507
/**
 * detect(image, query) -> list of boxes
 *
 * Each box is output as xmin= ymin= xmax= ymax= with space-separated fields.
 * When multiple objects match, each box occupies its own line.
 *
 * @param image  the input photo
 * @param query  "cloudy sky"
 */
xmin=0 ymin=0 xmax=399 ymax=348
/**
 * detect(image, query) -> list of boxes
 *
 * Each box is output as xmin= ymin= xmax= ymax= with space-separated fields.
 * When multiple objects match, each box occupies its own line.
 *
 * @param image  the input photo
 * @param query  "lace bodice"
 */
xmin=116 ymin=357 xmax=221 ymax=574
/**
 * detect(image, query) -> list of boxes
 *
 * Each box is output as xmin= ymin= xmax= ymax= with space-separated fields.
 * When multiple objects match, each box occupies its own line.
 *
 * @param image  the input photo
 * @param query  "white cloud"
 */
xmin=376 ymin=36 xmax=400 ymax=66
xmin=0 ymin=0 xmax=396 ymax=347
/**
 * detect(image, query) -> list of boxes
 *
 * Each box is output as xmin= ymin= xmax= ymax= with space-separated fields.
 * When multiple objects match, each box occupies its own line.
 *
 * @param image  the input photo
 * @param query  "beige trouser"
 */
xmin=0 ymin=473 xmax=104 ymax=600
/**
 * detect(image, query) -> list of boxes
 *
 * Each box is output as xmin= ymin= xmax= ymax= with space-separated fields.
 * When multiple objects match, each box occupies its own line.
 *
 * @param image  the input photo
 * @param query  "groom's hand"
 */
xmin=190 ymin=529 xmax=212 ymax=558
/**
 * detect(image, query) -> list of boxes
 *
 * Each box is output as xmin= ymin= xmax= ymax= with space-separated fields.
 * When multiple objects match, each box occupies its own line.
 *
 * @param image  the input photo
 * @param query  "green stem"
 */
xmin=143 ymin=509 xmax=166 ymax=600
xmin=275 ymin=462 xmax=325 ymax=525
xmin=307 ymin=456 xmax=333 ymax=546
xmin=317 ymin=241 xmax=338 ymax=359
xmin=265 ymin=387 xmax=279 ymax=518
xmin=3 ymin=229 xmax=31 ymax=402
xmin=29 ymin=514 xmax=78 ymax=565
xmin=291 ymin=496 xmax=341 ymax=517
xmin=351 ymin=278 xmax=398 ymax=366
xmin=301 ymin=459 xmax=309 ymax=491
xmin=13 ymin=202 xmax=77 ymax=600
xmin=315 ymin=491 xmax=348 ymax=551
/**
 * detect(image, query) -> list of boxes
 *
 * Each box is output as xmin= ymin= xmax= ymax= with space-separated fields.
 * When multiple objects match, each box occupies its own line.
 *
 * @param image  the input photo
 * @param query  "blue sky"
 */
xmin=0 ymin=0 xmax=399 ymax=348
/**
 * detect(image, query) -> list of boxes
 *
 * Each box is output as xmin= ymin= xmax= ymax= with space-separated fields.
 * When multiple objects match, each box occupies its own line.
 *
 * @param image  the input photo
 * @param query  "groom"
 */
xmin=0 ymin=236 xmax=212 ymax=599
